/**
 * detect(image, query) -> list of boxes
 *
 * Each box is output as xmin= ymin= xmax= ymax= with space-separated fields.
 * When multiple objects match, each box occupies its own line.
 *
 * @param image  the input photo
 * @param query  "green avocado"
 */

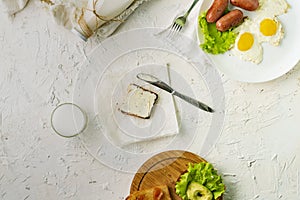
xmin=186 ymin=182 xmax=213 ymax=200
xmin=175 ymin=162 xmax=225 ymax=200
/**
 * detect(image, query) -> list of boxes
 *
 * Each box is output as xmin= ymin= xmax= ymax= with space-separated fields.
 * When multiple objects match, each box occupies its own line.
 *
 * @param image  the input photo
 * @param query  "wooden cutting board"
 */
xmin=130 ymin=150 xmax=207 ymax=200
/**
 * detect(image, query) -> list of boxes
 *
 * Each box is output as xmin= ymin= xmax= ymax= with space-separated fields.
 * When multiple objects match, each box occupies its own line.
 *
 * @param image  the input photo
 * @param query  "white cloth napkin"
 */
xmin=1 ymin=0 xmax=149 ymax=39
xmin=93 ymin=0 xmax=149 ymax=38
xmin=97 ymin=64 xmax=179 ymax=147
xmin=1 ymin=0 xmax=29 ymax=15
xmin=48 ymin=0 xmax=148 ymax=39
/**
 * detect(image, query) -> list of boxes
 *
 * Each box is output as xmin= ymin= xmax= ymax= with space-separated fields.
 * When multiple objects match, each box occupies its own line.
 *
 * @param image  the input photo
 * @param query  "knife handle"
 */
xmin=173 ymin=91 xmax=214 ymax=113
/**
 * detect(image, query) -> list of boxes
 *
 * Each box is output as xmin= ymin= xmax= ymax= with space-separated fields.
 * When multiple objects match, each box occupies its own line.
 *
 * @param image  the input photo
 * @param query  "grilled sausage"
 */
xmin=206 ymin=0 xmax=228 ymax=23
xmin=216 ymin=9 xmax=243 ymax=32
xmin=230 ymin=0 xmax=259 ymax=11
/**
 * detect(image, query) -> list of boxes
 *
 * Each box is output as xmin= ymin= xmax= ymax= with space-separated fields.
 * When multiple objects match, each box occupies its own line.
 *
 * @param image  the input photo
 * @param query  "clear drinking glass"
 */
xmin=50 ymin=103 xmax=87 ymax=138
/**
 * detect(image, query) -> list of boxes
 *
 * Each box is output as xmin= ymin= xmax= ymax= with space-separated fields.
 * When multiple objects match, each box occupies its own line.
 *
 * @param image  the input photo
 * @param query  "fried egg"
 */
xmin=251 ymin=0 xmax=287 ymax=46
xmin=253 ymin=15 xmax=284 ymax=46
xmin=231 ymin=0 xmax=289 ymax=64
xmin=232 ymin=20 xmax=263 ymax=64
xmin=259 ymin=0 xmax=289 ymax=16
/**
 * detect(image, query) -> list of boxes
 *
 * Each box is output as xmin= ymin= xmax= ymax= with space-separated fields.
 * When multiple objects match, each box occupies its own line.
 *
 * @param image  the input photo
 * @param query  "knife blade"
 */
xmin=136 ymin=73 xmax=214 ymax=113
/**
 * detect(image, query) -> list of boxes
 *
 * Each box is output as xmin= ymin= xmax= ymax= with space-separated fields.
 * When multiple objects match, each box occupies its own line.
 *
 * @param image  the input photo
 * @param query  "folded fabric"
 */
xmin=95 ymin=64 xmax=179 ymax=147
xmin=1 ymin=0 xmax=149 ymax=40
xmin=1 ymin=0 xmax=29 ymax=15
xmin=46 ymin=0 xmax=150 ymax=40
xmin=93 ymin=0 xmax=149 ymax=39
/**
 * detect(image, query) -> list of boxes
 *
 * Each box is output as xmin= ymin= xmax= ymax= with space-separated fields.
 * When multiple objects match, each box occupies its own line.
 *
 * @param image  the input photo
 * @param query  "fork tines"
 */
xmin=171 ymin=23 xmax=182 ymax=32
xmin=168 ymin=23 xmax=182 ymax=38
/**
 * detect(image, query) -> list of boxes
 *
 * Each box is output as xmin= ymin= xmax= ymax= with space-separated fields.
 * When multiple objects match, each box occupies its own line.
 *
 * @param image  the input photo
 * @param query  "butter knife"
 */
xmin=137 ymin=73 xmax=214 ymax=113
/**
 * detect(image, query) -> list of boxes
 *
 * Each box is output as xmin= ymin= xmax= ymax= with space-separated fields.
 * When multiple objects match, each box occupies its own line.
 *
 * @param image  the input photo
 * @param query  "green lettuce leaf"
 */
xmin=198 ymin=11 xmax=236 ymax=54
xmin=175 ymin=162 xmax=225 ymax=200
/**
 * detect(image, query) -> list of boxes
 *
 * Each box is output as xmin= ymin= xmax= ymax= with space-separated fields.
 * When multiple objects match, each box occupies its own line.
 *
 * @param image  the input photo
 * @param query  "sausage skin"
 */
xmin=206 ymin=0 xmax=228 ymax=23
xmin=230 ymin=0 xmax=259 ymax=11
xmin=216 ymin=9 xmax=243 ymax=32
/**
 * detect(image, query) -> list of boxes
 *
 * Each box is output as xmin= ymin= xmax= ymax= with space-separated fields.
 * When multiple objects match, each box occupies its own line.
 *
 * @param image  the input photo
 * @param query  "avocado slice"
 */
xmin=186 ymin=182 xmax=213 ymax=200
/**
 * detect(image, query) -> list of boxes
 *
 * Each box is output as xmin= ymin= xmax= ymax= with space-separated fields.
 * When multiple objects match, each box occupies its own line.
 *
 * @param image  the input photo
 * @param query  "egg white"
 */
xmin=230 ymin=0 xmax=288 ymax=64
xmin=232 ymin=31 xmax=263 ymax=64
xmin=251 ymin=15 xmax=284 ymax=46
xmin=259 ymin=0 xmax=289 ymax=16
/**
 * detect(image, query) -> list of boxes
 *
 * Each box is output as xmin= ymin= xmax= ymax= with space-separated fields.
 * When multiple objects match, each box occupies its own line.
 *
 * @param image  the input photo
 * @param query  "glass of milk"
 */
xmin=51 ymin=103 xmax=88 ymax=138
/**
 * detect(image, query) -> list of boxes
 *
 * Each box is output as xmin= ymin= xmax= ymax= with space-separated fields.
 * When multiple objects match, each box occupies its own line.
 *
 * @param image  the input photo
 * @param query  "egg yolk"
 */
xmin=260 ymin=19 xmax=277 ymax=36
xmin=237 ymin=32 xmax=254 ymax=51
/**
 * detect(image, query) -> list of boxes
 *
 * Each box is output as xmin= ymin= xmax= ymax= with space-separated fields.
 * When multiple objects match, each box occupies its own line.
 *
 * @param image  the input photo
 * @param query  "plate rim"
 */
xmin=72 ymin=27 xmax=226 ymax=173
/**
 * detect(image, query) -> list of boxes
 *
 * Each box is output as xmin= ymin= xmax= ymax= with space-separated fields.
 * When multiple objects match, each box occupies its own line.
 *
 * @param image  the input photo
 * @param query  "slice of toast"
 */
xmin=120 ymin=84 xmax=158 ymax=119
xmin=126 ymin=185 xmax=172 ymax=200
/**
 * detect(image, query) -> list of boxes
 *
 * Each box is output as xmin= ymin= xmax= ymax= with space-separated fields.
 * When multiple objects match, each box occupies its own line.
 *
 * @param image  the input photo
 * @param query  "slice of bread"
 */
xmin=126 ymin=185 xmax=172 ymax=200
xmin=120 ymin=84 xmax=158 ymax=119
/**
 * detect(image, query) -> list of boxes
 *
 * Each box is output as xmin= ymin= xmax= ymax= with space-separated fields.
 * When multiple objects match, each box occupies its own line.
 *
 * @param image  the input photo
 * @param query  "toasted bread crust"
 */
xmin=120 ymin=84 xmax=158 ymax=119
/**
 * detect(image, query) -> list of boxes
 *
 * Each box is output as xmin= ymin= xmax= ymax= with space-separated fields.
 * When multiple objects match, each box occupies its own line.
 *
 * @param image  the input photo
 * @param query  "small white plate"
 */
xmin=72 ymin=28 xmax=225 ymax=172
xmin=196 ymin=0 xmax=300 ymax=83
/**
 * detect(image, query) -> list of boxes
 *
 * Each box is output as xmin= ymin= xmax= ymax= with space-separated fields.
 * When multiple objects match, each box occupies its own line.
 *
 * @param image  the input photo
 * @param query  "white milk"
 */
xmin=51 ymin=103 xmax=87 ymax=137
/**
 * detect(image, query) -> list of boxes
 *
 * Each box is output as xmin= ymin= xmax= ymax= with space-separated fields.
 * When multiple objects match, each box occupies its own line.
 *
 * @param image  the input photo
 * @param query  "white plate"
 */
xmin=197 ymin=0 xmax=300 ymax=83
xmin=72 ymin=28 xmax=225 ymax=173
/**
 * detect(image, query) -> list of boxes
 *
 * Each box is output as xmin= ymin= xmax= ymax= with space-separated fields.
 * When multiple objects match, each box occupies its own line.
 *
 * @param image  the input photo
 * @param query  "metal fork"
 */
xmin=170 ymin=0 xmax=200 ymax=34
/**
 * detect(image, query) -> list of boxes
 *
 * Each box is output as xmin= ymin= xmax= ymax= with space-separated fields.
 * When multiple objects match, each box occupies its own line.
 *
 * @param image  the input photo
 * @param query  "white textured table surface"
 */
xmin=1 ymin=0 xmax=300 ymax=200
